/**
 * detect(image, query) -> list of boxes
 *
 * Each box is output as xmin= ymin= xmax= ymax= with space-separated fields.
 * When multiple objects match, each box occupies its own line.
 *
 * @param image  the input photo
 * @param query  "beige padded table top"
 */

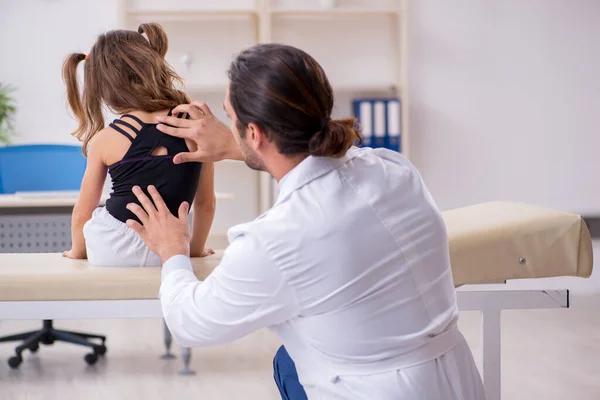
xmin=445 ymin=201 xmax=592 ymax=286
xmin=0 ymin=201 xmax=593 ymax=301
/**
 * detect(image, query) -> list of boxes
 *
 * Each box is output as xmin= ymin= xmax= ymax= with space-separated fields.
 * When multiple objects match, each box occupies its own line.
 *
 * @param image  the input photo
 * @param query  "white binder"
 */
xmin=358 ymin=100 xmax=373 ymax=147
xmin=387 ymin=99 xmax=401 ymax=152
xmin=373 ymin=100 xmax=386 ymax=148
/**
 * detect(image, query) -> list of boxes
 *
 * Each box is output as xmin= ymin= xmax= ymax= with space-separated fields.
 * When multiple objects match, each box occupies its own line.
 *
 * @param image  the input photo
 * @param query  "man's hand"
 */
xmin=125 ymin=185 xmax=191 ymax=264
xmin=156 ymin=101 xmax=243 ymax=163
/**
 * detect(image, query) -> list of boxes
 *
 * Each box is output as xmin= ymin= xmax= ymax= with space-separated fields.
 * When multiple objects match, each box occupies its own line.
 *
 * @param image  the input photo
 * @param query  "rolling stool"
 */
xmin=0 ymin=320 xmax=107 ymax=368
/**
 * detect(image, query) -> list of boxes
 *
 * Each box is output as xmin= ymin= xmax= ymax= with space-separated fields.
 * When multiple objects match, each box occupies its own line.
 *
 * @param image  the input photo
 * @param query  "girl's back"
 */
xmin=103 ymin=111 xmax=201 ymax=224
xmin=61 ymin=23 xmax=215 ymax=267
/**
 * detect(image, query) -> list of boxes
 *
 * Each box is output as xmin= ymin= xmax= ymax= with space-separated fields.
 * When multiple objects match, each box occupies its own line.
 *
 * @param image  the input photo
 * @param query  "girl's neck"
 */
xmin=121 ymin=109 xmax=171 ymax=124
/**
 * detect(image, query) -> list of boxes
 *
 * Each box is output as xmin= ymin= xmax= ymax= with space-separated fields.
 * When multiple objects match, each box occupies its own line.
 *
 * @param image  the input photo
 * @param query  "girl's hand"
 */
xmin=201 ymin=248 xmax=215 ymax=257
xmin=62 ymin=248 xmax=86 ymax=259
xmin=190 ymin=247 xmax=215 ymax=258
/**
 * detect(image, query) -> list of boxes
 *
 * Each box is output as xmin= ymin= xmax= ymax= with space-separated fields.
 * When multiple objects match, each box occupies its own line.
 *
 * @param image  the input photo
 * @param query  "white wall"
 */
xmin=408 ymin=0 xmax=600 ymax=216
xmin=0 ymin=0 xmax=120 ymax=145
xmin=407 ymin=0 xmax=600 ymax=293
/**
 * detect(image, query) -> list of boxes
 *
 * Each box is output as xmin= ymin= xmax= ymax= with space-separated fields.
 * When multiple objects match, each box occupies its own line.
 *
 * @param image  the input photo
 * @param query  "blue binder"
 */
xmin=352 ymin=97 xmax=402 ymax=152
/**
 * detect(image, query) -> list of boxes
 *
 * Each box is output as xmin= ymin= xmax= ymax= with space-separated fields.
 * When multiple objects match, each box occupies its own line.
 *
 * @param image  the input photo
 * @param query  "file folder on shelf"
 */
xmin=353 ymin=99 xmax=373 ymax=148
xmin=386 ymin=99 xmax=401 ymax=152
xmin=351 ymin=97 xmax=402 ymax=152
xmin=372 ymin=100 xmax=386 ymax=148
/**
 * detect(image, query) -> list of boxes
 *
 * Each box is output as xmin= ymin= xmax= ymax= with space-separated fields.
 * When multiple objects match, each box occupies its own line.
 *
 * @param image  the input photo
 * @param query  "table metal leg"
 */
xmin=160 ymin=319 xmax=176 ymax=360
xmin=178 ymin=346 xmax=195 ymax=375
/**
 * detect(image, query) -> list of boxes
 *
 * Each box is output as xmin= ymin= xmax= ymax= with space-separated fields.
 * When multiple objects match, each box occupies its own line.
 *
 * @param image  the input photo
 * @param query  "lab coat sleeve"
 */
xmin=158 ymin=233 xmax=300 ymax=348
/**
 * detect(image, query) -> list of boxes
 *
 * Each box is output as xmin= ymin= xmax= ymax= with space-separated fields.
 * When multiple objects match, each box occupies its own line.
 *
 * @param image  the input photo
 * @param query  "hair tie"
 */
xmin=320 ymin=116 xmax=331 ymax=132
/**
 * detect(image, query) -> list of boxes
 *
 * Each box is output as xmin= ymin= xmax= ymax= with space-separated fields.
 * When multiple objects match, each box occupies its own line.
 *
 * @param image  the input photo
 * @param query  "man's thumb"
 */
xmin=173 ymin=152 xmax=194 ymax=164
xmin=178 ymin=201 xmax=190 ymax=219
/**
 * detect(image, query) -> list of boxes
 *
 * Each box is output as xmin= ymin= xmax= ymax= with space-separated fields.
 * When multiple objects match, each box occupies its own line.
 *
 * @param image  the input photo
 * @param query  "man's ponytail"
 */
xmin=308 ymin=117 xmax=361 ymax=158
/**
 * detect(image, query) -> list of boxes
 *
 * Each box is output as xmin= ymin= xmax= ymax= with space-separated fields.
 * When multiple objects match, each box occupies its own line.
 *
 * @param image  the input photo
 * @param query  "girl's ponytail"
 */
xmin=138 ymin=22 xmax=168 ymax=57
xmin=62 ymin=53 xmax=88 ymax=151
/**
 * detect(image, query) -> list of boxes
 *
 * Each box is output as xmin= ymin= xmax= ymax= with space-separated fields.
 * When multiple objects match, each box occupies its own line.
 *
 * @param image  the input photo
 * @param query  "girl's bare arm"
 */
xmin=190 ymin=161 xmax=216 ymax=257
xmin=63 ymin=132 xmax=109 ymax=259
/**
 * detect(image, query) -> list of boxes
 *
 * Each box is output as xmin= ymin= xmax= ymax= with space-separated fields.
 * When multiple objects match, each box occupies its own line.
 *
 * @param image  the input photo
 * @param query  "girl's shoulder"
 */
xmin=88 ymin=126 xmax=117 ymax=149
xmin=88 ymin=126 xmax=133 ymax=166
xmin=93 ymin=126 xmax=115 ymax=139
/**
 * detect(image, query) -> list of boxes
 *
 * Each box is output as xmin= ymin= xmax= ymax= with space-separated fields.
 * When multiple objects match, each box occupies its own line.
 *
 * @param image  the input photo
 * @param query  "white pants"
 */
xmin=83 ymin=207 xmax=161 ymax=267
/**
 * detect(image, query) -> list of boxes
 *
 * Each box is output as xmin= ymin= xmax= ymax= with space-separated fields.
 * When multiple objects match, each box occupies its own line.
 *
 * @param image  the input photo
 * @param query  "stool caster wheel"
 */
xmin=178 ymin=367 xmax=196 ymax=376
xmin=94 ymin=345 xmax=107 ymax=356
xmin=29 ymin=344 xmax=39 ymax=353
xmin=84 ymin=353 xmax=98 ymax=365
xmin=8 ymin=356 xmax=22 ymax=369
xmin=160 ymin=352 xmax=176 ymax=360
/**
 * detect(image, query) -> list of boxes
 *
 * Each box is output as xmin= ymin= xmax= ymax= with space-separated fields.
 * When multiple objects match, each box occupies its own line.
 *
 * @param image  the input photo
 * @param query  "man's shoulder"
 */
xmin=347 ymin=145 xmax=409 ymax=160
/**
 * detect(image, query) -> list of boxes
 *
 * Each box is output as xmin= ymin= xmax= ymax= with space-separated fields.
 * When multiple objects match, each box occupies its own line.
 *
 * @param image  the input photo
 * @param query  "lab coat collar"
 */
xmin=274 ymin=148 xmax=358 ymax=206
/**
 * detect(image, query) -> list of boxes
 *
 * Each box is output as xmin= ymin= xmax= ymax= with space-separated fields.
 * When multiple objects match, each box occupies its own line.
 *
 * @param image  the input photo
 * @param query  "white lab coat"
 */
xmin=159 ymin=147 xmax=485 ymax=400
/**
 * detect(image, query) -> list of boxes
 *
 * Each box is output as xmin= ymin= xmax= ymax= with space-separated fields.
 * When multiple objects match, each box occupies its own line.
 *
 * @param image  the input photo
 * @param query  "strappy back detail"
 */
xmin=109 ymin=119 xmax=140 ymax=142
xmin=107 ymin=110 xmax=194 ymax=169
xmin=110 ymin=109 xmax=184 ymax=140
xmin=121 ymin=113 xmax=146 ymax=127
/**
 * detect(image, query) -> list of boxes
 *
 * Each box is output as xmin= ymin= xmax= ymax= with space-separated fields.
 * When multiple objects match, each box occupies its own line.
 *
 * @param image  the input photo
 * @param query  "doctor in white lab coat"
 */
xmin=126 ymin=43 xmax=486 ymax=400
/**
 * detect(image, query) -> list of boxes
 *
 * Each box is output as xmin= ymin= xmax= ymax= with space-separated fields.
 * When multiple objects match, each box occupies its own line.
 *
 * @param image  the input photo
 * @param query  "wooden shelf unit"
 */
xmin=125 ymin=9 xmax=260 ymax=18
xmin=269 ymin=7 xmax=400 ymax=16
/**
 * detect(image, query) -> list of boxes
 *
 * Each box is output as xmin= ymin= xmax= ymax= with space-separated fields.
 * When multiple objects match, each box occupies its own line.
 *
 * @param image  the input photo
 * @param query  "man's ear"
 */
xmin=247 ymin=122 xmax=266 ymax=150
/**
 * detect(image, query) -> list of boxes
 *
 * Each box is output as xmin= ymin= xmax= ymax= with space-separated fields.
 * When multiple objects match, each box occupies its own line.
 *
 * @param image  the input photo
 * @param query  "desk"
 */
xmin=0 ymin=191 xmax=233 ymax=253
xmin=0 ymin=192 xmax=110 ymax=210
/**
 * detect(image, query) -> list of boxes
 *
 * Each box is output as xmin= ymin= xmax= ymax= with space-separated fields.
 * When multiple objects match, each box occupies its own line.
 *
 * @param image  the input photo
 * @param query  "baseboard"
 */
xmin=583 ymin=216 xmax=600 ymax=238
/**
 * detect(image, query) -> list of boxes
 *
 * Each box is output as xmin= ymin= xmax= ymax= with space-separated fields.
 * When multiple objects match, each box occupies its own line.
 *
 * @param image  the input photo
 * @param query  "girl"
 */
xmin=61 ymin=22 xmax=215 ymax=266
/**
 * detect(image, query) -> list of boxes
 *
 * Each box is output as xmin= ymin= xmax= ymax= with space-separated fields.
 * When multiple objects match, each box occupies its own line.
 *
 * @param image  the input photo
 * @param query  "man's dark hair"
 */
xmin=228 ymin=43 xmax=361 ymax=158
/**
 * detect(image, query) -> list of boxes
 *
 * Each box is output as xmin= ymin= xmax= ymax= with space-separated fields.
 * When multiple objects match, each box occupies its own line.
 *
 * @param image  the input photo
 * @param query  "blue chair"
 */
xmin=0 ymin=144 xmax=86 ymax=194
xmin=0 ymin=144 xmax=107 ymax=368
